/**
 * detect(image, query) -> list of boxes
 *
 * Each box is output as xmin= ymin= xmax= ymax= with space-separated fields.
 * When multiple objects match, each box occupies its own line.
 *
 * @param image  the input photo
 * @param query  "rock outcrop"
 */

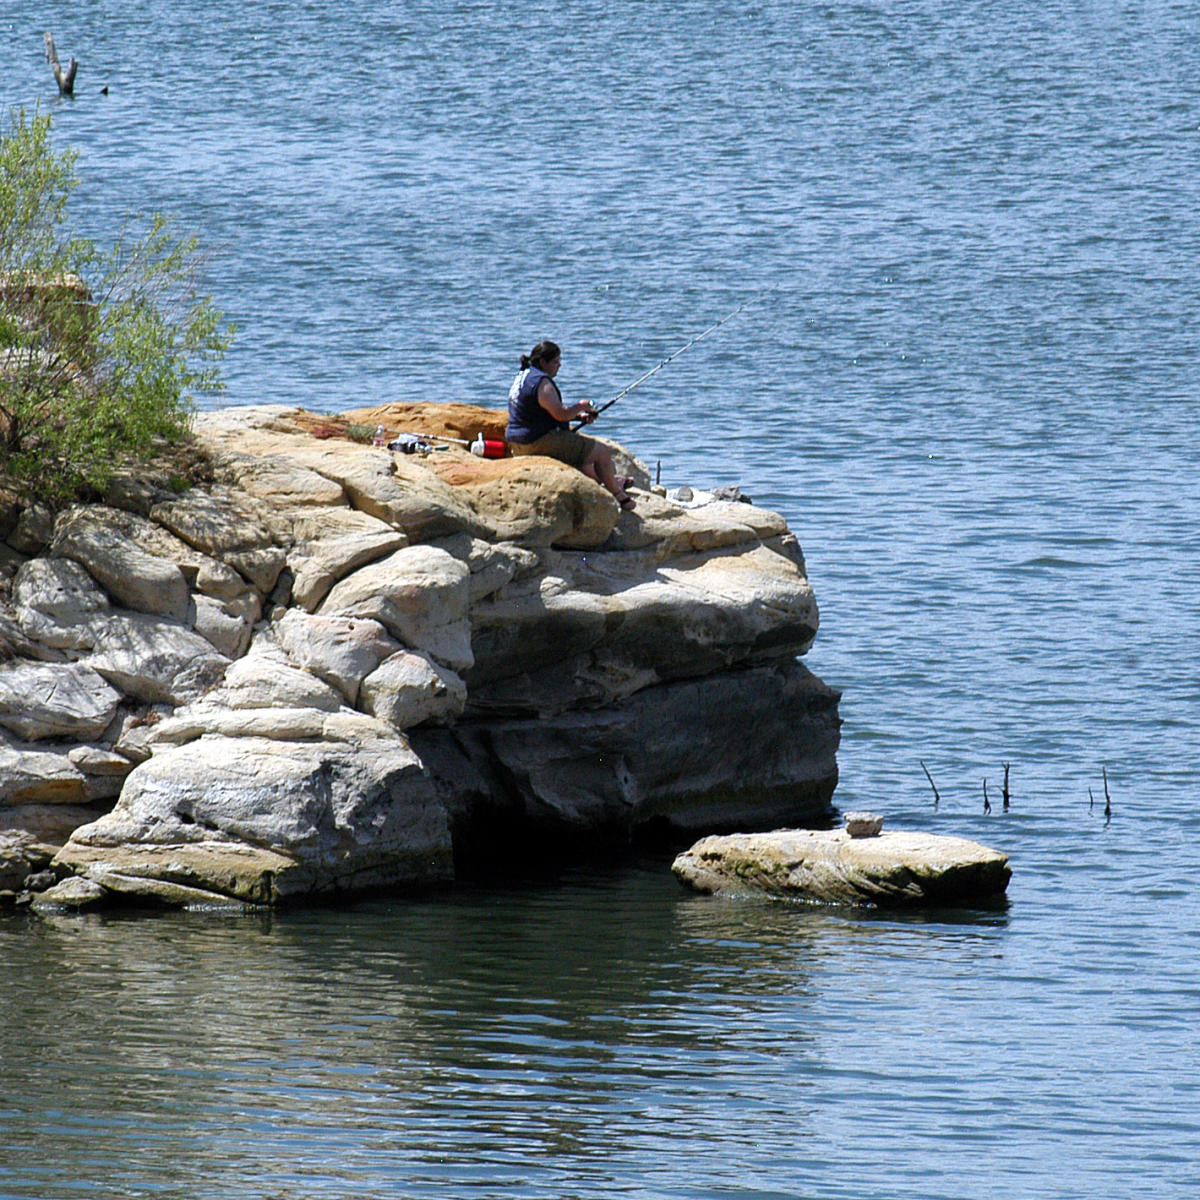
xmin=0 ymin=403 xmax=840 ymax=908
xmin=671 ymin=827 xmax=1011 ymax=906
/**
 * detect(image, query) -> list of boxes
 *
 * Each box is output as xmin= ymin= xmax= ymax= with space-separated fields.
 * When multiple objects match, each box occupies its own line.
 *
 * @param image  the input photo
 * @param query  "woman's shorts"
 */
xmin=507 ymin=428 xmax=595 ymax=469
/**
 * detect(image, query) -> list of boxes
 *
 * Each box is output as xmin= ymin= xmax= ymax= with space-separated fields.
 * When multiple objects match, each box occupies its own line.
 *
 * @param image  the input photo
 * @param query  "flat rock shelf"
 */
xmin=672 ymin=828 xmax=1011 ymax=907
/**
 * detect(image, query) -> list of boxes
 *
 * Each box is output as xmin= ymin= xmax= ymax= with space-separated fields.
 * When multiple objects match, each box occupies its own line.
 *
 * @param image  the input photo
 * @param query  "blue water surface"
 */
xmin=2 ymin=2 xmax=1199 ymax=1197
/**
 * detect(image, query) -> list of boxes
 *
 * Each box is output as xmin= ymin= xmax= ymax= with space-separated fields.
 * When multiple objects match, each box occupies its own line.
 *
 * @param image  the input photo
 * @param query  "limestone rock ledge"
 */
xmin=672 ymin=828 xmax=1011 ymax=907
xmin=0 ymin=403 xmax=841 ymax=908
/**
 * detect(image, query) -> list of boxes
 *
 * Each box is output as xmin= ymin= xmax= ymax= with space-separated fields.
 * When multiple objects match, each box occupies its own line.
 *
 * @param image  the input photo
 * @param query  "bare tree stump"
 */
xmin=43 ymin=33 xmax=78 ymax=96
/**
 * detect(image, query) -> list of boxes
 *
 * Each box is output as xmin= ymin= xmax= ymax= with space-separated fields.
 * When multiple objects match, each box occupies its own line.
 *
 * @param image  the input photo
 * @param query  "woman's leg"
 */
xmin=584 ymin=443 xmax=635 ymax=509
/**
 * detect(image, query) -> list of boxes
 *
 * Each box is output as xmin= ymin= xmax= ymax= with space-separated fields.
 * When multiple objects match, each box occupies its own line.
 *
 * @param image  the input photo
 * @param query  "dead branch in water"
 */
xmin=1002 ymin=762 xmax=1010 ymax=812
xmin=920 ymin=760 xmax=941 ymax=809
xmin=43 ymin=33 xmax=78 ymax=96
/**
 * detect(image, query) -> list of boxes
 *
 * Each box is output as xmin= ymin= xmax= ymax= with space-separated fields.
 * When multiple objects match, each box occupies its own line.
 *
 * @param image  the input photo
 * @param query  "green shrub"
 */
xmin=0 ymin=108 xmax=232 ymax=505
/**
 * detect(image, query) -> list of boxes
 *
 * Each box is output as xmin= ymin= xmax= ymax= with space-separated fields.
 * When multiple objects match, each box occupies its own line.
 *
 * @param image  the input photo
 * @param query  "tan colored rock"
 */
xmin=215 ymin=451 xmax=348 ymax=508
xmin=194 ymin=405 xmax=626 ymax=549
xmin=328 ymin=448 xmax=476 ymax=540
xmin=319 ymin=544 xmax=473 ymax=672
xmin=343 ymin=401 xmax=509 ymax=446
xmin=426 ymin=454 xmax=620 ymax=548
xmin=191 ymin=410 xmax=477 ymax=541
xmin=76 ymin=866 xmax=260 ymax=909
xmin=52 ymin=842 xmax=299 ymax=907
xmin=672 ymin=828 xmax=1011 ymax=907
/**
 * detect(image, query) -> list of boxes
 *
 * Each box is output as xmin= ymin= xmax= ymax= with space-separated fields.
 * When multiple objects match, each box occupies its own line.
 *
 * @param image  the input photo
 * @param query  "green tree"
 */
xmin=0 ymin=108 xmax=232 ymax=505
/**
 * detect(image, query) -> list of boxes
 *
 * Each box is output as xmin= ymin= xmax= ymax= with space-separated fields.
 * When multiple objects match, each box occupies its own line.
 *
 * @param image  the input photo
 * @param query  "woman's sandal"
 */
xmin=618 ymin=493 xmax=637 ymax=511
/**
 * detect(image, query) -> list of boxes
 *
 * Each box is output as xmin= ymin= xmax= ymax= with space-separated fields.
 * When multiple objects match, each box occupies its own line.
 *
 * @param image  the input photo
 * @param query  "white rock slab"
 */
xmin=672 ymin=827 xmax=1011 ymax=907
xmin=287 ymin=507 xmax=408 ymax=612
xmin=58 ymin=729 xmax=454 ymax=900
xmin=85 ymin=612 xmax=230 ymax=706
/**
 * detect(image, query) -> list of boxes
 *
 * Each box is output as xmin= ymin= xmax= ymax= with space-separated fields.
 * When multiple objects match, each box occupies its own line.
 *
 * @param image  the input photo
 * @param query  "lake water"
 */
xmin=3 ymin=2 xmax=1199 ymax=1197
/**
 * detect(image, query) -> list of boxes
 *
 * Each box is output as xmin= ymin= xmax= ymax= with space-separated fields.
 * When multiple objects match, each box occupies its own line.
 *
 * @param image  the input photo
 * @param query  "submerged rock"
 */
xmin=672 ymin=827 xmax=1011 ymax=907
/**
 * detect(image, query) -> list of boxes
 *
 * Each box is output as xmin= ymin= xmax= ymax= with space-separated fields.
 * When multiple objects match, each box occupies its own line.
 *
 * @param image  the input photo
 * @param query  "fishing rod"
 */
xmin=571 ymin=291 xmax=768 ymax=430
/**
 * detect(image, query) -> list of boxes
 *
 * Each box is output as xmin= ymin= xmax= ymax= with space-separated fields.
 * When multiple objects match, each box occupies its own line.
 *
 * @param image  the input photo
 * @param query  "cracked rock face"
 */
xmin=0 ymin=402 xmax=841 ymax=908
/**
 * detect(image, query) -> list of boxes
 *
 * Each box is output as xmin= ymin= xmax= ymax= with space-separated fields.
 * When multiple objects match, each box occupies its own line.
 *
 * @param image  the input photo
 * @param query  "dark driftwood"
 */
xmin=43 ymin=33 xmax=78 ymax=96
xmin=920 ymin=759 xmax=941 ymax=808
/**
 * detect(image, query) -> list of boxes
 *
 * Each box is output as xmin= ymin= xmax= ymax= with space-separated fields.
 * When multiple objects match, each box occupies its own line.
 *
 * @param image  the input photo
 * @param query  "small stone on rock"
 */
xmin=844 ymin=811 xmax=884 ymax=837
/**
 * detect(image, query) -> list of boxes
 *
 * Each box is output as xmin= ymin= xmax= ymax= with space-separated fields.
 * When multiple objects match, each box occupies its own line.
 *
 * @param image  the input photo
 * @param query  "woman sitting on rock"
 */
xmin=505 ymin=340 xmax=635 ymax=510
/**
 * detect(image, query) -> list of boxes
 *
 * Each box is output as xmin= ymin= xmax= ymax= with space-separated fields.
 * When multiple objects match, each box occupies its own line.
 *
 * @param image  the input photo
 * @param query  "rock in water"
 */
xmin=672 ymin=827 xmax=1010 ymax=907
xmin=0 ymin=403 xmax=845 ymax=907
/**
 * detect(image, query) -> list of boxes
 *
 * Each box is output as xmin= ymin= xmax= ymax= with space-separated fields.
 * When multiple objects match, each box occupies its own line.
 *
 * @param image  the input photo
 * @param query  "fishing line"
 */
xmin=572 ymin=290 xmax=770 ymax=430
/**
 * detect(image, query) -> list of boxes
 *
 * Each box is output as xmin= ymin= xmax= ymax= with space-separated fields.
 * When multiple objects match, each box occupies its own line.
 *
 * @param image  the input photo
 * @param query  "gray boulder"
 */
xmin=58 ymin=720 xmax=454 ymax=903
xmin=149 ymin=486 xmax=286 ymax=593
xmin=466 ymin=539 xmax=818 ymax=715
xmin=0 ymin=830 xmax=57 ymax=891
xmin=85 ymin=612 xmax=229 ymax=706
xmin=13 ymin=557 xmax=110 ymax=651
xmin=273 ymin=610 xmax=401 ymax=705
xmin=52 ymin=506 xmax=191 ymax=620
xmin=360 ymin=650 xmax=467 ymax=729
xmin=412 ymin=660 xmax=840 ymax=847
xmin=672 ymin=827 xmax=1012 ymax=906
xmin=0 ymin=661 xmax=123 ymax=742
xmin=319 ymin=544 xmax=473 ymax=672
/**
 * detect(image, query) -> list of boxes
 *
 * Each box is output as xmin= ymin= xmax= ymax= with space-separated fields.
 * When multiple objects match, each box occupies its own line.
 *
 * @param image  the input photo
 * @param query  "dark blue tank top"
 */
xmin=506 ymin=367 xmax=567 ymax=443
